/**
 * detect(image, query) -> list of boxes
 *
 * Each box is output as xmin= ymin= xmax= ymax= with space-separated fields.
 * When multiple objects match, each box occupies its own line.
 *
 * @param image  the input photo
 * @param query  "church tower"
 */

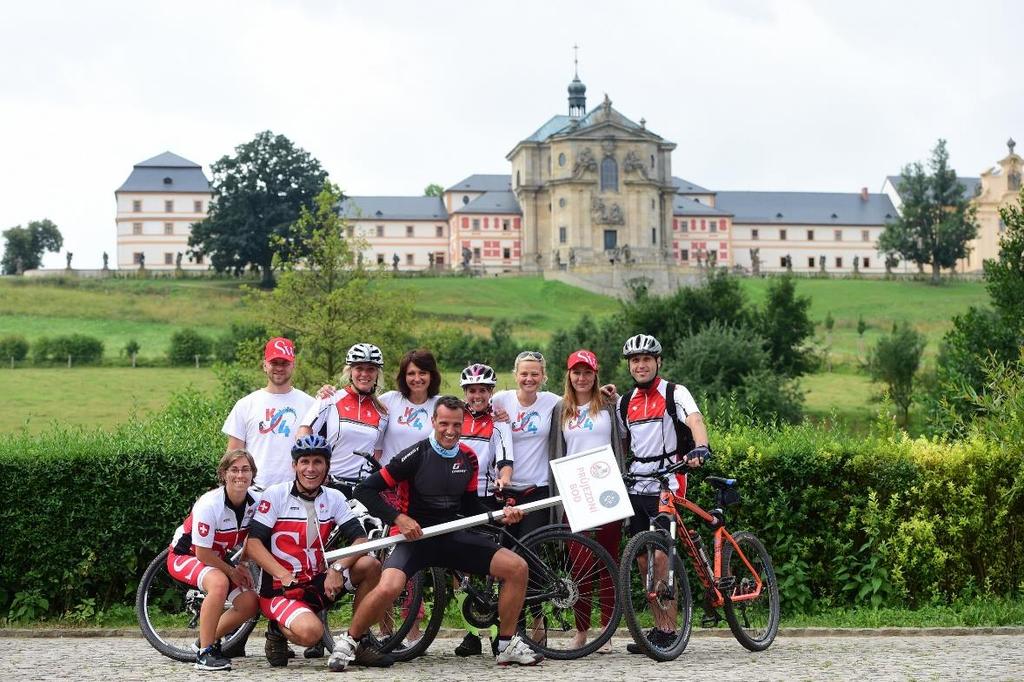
xmin=568 ymin=45 xmax=586 ymax=119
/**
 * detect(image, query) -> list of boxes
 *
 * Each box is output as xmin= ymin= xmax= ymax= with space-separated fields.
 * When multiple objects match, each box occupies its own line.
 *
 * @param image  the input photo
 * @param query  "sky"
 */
xmin=1 ymin=0 xmax=1021 ymax=269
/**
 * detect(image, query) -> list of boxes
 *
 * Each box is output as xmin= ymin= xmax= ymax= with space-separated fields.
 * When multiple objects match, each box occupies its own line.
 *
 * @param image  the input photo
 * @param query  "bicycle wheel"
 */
xmin=381 ymin=567 xmax=448 ymax=661
xmin=518 ymin=527 xmax=622 ymax=660
xmin=136 ymin=548 xmax=257 ymax=662
xmin=721 ymin=531 xmax=780 ymax=652
xmin=618 ymin=530 xmax=692 ymax=662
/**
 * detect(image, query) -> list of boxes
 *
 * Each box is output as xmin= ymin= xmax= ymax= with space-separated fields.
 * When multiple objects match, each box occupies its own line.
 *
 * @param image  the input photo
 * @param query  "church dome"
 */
xmin=568 ymin=76 xmax=586 ymax=96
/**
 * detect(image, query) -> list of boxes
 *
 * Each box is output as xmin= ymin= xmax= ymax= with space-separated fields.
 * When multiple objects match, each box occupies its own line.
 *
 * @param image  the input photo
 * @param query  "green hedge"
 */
xmin=1 ymin=395 xmax=1022 ymax=620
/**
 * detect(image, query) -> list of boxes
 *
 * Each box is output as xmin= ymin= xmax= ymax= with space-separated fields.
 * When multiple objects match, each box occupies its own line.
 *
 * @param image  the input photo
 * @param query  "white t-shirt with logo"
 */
xmin=222 ymin=388 xmax=315 ymax=488
xmin=376 ymin=392 xmax=439 ymax=466
xmin=491 ymin=390 xmax=560 ymax=487
xmin=562 ymin=404 xmax=613 ymax=457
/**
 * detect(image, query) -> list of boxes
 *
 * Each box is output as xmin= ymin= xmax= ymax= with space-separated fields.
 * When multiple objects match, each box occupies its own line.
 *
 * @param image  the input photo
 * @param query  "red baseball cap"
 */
xmin=264 ymin=337 xmax=296 ymax=363
xmin=567 ymin=349 xmax=599 ymax=371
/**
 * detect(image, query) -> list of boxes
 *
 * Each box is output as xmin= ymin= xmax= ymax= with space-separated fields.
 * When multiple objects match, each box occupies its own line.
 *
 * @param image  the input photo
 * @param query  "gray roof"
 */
xmin=453 ymin=191 xmax=522 ymax=215
xmin=116 ymin=151 xmax=210 ymax=193
xmin=339 ymin=196 xmax=447 ymax=221
xmin=884 ymin=175 xmax=981 ymax=200
xmin=446 ymin=174 xmax=512 ymax=193
xmin=673 ymin=197 xmax=732 ymax=216
xmin=672 ymin=176 xmax=712 ymax=194
xmin=520 ymin=102 xmax=652 ymax=145
xmin=523 ymin=115 xmax=573 ymax=143
xmin=715 ymin=191 xmax=897 ymax=226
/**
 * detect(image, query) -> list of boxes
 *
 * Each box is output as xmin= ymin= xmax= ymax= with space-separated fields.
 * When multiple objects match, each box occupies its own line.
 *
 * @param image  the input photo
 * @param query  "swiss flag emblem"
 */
xmin=197 ymin=522 xmax=210 ymax=537
xmin=258 ymin=500 xmax=271 ymax=514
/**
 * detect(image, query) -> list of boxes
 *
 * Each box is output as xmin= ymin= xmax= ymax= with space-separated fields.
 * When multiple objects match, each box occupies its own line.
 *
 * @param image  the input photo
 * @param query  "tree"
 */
xmin=188 ymin=131 xmax=329 ymax=288
xmin=879 ymin=139 xmax=978 ymax=284
xmin=753 ymin=276 xmax=816 ymax=378
xmin=868 ymin=322 xmax=926 ymax=426
xmin=423 ymin=183 xmax=444 ymax=197
xmin=1 ymin=219 xmax=62 ymax=275
xmin=245 ymin=183 xmax=412 ymax=390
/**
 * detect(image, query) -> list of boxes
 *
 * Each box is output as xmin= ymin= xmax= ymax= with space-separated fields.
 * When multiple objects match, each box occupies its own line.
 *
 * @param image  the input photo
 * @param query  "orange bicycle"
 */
xmin=618 ymin=459 xmax=779 ymax=661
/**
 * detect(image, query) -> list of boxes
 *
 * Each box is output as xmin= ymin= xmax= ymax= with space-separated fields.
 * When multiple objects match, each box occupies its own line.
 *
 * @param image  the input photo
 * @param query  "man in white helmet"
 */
xmin=616 ymin=333 xmax=710 ymax=654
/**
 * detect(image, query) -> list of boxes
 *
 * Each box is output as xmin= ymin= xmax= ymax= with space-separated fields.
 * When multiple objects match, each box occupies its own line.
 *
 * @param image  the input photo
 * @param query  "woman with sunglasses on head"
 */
xmin=547 ymin=350 xmax=626 ymax=654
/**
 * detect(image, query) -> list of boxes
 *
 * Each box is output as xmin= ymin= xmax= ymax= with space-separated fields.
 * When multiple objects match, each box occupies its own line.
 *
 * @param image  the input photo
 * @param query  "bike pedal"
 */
xmin=700 ymin=614 xmax=720 ymax=628
xmin=715 ymin=576 xmax=737 ymax=591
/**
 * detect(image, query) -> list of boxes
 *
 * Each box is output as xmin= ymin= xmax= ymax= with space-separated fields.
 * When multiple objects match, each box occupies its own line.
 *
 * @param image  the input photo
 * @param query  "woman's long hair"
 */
xmin=396 ymin=349 xmax=442 ymax=399
xmin=560 ymin=367 xmax=605 ymax=426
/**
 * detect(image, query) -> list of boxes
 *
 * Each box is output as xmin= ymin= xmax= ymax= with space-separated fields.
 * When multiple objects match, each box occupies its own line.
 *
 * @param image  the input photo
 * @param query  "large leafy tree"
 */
xmin=753 ymin=275 xmax=816 ymax=378
xmin=869 ymin=322 xmax=926 ymax=426
xmin=189 ymin=131 xmax=329 ymax=288
xmin=245 ymin=183 xmax=412 ymax=389
xmin=879 ymin=139 xmax=978 ymax=284
xmin=1 ymin=219 xmax=62 ymax=275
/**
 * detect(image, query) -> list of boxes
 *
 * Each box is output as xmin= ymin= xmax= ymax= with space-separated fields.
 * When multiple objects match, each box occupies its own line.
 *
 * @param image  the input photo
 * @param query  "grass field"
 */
xmin=1 ymin=367 xmax=220 ymax=434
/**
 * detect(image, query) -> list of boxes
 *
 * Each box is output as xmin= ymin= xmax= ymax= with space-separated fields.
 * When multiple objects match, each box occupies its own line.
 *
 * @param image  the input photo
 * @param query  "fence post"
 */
xmin=194 ymin=354 xmax=199 ymax=369
xmin=9 ymin=356 xmax=12 ymax=370
xmin=131 ymin=352 xmax=137 ymax=368
xmin=67 ymin=354 xmax=72 ymax=369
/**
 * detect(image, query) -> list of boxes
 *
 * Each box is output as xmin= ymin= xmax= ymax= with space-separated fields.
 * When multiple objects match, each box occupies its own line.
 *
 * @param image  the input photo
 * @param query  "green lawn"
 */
xmin=0 ymin=367 xmax=220 ymax=434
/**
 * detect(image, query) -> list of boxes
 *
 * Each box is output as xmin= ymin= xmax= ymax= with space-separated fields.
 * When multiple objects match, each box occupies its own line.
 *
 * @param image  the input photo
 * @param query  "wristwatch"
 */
xmin=330 ymin=561 xmax=344 ymax=573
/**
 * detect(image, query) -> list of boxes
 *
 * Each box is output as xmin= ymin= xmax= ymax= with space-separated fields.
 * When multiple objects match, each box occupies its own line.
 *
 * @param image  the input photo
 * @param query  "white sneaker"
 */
xmin=495 ymin=634 xmax=543 ymax=666
xmin=327 ymin=632 xmax=357 ymax=672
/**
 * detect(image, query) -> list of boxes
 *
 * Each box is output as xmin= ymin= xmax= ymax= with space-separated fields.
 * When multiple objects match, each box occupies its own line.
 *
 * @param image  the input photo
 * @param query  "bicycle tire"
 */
xmin=720 ymin=531 xmax=780 ymax=652
xmin=383 ymin=567 xmax=448 ymax=661
xmin=136 ymin=547 xmax=258 ymax=662
xmin=518 ymin=527 xmax=622 ymax=660
xmin=618 ymin=530 xmax=692 ymax=662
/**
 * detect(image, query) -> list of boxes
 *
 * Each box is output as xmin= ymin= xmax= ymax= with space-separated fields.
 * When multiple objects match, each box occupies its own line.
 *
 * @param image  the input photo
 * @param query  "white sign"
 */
xmin=549 ymin=445 xmax=632 ymax=533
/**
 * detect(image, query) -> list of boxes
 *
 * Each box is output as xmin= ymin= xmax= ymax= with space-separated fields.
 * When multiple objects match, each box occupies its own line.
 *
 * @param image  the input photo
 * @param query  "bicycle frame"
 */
xmin=649 ymin=479 xmax=763 ymax=610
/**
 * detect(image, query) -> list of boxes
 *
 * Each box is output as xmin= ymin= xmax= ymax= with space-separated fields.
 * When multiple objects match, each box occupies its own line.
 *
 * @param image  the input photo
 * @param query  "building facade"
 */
xmin=114 ymin=152 xmax=211 ymax=270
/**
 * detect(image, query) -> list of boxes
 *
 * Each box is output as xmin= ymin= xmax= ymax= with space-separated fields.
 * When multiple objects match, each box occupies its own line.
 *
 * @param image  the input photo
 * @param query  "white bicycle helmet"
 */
xmin=346 ymin=342 xmax=384 ymax=367
xmin=622 ymin=334 xmax=663 ymax=358
xmin=460 ymin=363 xmax=497 ymax=387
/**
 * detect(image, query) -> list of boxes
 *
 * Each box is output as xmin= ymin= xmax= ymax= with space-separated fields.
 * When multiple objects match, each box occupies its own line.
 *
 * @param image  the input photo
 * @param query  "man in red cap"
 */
xmin=223 ymin=338 xmax=315 ymax=489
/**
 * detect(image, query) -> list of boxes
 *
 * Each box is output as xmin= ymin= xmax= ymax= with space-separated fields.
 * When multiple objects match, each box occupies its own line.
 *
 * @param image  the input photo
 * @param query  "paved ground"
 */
xmin=2 ymin=633 xmax=1023 ymax=681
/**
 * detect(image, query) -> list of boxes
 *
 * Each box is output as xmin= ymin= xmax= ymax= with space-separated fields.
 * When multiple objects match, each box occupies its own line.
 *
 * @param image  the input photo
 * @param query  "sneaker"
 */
xmin=495 ymin=634 xmax=543 ymax=666
xmin=626 ymin=628 xmax=676 ymax=654
xmin=195 ymin=643 xmax=231 ymax=671
xmin=327 ymin=632 xmax=356 ymax=672
xmin=455 ymin=633 xmax=482 ymax=657
xmin=265 ymin=622 xmax=290 ymax=667
xmin=303 ymin=641 xmax=325 ymax=659
xmin=353 ymin=634 xmax=395 ymax=668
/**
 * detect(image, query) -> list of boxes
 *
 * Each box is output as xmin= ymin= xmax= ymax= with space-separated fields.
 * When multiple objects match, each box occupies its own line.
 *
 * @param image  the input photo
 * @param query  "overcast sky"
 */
xmin=2 ymin=0 xmax=1021 ymax=269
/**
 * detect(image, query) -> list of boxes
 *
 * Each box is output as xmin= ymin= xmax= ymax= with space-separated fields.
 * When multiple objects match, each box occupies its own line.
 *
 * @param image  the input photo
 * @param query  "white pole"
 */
xmin=323 ymin=495 xmax=563 ymax=562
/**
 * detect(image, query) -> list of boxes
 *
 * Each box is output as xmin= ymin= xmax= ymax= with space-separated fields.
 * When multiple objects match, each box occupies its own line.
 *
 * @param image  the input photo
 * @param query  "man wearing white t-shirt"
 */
xmin=223 ymin=338 xmax=315 ymax=489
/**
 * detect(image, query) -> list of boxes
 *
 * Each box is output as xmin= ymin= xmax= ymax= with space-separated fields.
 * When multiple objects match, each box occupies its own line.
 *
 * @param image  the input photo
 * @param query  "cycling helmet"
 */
xmin=291 ymin=434 xmax=331 ymax=461
xmin=345 ymin=342 xmax=384 ymax=368
xmin=622 ymin=334 xmax=662 ymax=358
xmin=460 ymin=363 xmax=497 ymax=387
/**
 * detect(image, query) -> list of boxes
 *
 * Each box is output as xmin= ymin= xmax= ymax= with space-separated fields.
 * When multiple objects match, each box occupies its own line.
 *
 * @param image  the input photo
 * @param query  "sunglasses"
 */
xmin=516 ymin=351 xmax=545 ymax=362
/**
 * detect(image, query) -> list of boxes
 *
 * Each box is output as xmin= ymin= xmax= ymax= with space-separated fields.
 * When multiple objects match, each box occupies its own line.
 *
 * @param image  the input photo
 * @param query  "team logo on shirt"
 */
xmin=398 ymin=407 xmax=428 ymax=430
xmin=567 ymin=408 xmax=594 ymax=431
xmin=197 ymin=522 xmax=210 ymax=537
xmin=259 ymin=407 xmax=299 ymax=437
xmin=258 ymin=500 xmax=271 ymax=514
xmin=451 ymin=460 xmax=468 ymax=474
xmin=511 ymin=411 xmax=540 ymax=434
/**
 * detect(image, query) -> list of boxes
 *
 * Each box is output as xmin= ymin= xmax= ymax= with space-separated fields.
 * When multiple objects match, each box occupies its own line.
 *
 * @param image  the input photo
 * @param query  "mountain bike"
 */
xmin=618 ymin=460 xmax=779 ymax=661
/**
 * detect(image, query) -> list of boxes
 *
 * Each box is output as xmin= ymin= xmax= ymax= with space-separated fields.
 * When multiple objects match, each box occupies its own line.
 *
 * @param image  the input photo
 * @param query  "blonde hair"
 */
xmin=340 ymin=364 xmax=388 ymax=415
xmin=513 ymin=351 xmax=547 ymax=388
xmin=217 ymin=449 xmax=257 ymax=485
xmin=560 ymin=367 xmax=605 ymax=425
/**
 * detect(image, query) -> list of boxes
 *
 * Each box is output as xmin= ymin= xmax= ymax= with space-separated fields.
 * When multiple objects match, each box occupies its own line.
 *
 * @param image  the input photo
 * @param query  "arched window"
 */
xmin=600 ymin=156 xmax=618 ymax=192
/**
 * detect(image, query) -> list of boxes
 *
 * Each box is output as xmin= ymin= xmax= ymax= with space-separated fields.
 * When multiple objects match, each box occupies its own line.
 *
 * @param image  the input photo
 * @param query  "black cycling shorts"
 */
xmin=384 ymin=530 xmax=500 ymax=578
xmin=628 ymin=494 xmax=673 ymax=538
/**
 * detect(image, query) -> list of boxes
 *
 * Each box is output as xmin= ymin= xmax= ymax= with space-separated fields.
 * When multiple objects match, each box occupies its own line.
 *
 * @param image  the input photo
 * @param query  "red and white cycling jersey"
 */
xmin=251 ymin=481 xmax=356 ymax=594
xmin=616 ymin=377 xmax=700 ymax=495
xmin=169 ymin=486 xmax=259 ymax=559
xmin=459 ymin=410 xmax=514 ymax=497
xmin=301 ymin=386 xmax=386 ymax=479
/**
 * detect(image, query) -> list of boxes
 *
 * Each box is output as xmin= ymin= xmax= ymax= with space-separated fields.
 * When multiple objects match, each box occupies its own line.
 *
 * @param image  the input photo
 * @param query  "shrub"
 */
xmin=30 ymin=334 xmax=103 ymax=364
xmin=0 ymin=335 xmax=29 ymax=362
xmin=168 ymin=328 xmax=212 ymax=365
xmin=214 ymin=322 xmax=267 ymax=363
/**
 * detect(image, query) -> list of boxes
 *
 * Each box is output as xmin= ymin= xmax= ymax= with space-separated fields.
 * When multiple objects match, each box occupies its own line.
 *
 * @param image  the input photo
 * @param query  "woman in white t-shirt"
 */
xmin=490 ymin=350 xmax=560 ymax=543
xmin=376 ymin=349 xmax=441 ymax=467
xmin=547 ymin=349 xmax=625 ymax=654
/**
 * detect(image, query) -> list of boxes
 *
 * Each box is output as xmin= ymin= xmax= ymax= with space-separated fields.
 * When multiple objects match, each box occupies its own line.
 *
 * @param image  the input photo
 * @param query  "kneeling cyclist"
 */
xmin=167 ymin=449 xmax=261 ymax=671
xmin=617 ymin=334 xmax=711 ymax=654
xmin=245 ymin=435 xmax=390 ymax=669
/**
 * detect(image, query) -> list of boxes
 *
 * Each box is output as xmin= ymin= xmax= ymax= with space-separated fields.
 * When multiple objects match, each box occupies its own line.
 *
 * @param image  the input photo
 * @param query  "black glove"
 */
xmin=684 ymin=445 xmax=712 ymax=465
